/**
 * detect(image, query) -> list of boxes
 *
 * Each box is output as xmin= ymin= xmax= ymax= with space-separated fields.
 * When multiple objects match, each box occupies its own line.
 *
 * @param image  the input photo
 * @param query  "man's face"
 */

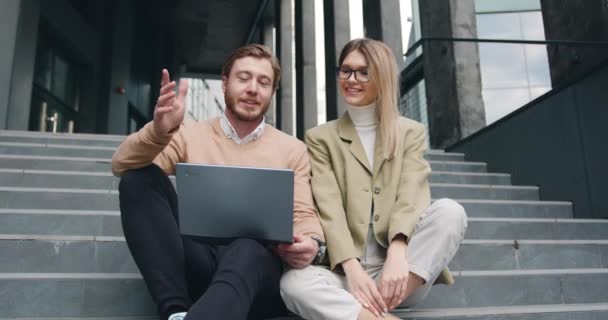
xmin=222 ymin=56 xmax=275 ymax=122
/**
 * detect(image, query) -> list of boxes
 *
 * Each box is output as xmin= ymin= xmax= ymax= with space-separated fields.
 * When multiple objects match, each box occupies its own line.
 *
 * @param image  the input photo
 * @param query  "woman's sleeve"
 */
xmin=387 ymin=123 xmax=431 ymax=243
xmin=305 ymin=130 xmax=359 ymax=270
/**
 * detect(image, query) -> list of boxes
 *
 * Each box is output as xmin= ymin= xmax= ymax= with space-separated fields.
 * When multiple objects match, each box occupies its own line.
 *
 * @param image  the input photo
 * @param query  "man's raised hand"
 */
xmin=153 ymin=69 xmax=189 ymax=136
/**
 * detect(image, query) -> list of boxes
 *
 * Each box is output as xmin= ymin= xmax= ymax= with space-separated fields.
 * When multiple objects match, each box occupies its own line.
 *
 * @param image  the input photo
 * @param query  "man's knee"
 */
xmin=118 ymin=164 xmax=165 ymax=192
xmin=226 ymin=238 xmax=276 ymax=267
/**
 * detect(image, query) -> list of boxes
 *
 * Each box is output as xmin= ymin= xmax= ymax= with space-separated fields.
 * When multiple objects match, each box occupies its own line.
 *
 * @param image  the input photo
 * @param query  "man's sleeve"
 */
xmin=291 ymin=143 xmax=325 ymax=241
xmin=112 ymin=121 xmax=186 ymax=176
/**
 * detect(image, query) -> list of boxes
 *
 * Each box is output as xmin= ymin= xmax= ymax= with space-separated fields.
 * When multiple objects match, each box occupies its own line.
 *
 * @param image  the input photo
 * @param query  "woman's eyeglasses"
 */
xmin=336 ymin=67 xmax=369 ymax=83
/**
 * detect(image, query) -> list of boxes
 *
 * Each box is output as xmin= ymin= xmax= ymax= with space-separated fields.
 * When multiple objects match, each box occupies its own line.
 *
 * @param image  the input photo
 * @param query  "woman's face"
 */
xmin=338 ymin=50 xmax=378 ymax=106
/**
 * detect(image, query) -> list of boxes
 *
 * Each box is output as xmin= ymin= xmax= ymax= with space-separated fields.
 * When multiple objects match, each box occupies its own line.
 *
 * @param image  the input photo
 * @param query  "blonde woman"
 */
xmin=279 ymin=38 xmax=467 ymax=320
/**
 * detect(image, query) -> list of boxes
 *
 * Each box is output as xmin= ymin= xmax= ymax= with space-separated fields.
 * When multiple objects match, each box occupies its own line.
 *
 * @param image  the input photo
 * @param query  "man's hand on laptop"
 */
xmin=275 ymin=234 xmax=318 ymax=269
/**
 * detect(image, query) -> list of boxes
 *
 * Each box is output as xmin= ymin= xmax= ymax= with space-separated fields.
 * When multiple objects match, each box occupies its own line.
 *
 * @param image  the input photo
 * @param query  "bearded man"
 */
xmin=112 ymin=44 xmax=324 ymax=320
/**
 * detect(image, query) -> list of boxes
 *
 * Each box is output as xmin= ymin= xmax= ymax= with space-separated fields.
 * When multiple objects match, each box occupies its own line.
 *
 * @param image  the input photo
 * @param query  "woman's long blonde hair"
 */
xmin=338 ymin=38 xmax=400 ymax=159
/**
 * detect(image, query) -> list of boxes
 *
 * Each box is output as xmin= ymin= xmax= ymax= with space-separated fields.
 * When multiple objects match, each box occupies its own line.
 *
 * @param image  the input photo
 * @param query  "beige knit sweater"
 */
xmin=112 ymin=118 xmax=324 ymax=239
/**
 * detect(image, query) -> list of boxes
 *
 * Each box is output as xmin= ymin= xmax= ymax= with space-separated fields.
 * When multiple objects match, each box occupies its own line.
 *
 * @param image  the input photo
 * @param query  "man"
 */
xmin=112 ymin=44 xmax=325 ymax=320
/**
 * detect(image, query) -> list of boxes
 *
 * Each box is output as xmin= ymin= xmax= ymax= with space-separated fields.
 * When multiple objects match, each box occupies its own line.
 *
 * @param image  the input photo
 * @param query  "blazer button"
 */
xmin=373 ymin=214 xmax=380 ymax=222
xmin=373 ymin=187 xmax=381 ymax=194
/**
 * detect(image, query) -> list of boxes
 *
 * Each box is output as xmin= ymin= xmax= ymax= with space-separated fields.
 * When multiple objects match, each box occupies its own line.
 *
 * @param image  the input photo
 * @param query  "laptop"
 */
xmin=176 ymin=163 xmax=294 ymax=244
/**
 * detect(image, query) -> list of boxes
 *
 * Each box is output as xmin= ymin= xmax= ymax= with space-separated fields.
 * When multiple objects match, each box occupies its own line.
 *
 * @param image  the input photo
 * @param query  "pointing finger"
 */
xmin=161 ymin=69 xmax=170 ymax=87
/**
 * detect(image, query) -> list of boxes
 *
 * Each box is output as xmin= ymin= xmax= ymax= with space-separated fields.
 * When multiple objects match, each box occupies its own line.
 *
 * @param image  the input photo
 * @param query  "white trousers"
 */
xmin=280 ymin=199 xmax=468 ymax=320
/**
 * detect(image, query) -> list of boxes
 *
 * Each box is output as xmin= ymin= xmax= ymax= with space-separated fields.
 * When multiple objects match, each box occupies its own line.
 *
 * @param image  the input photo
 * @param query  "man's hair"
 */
xmin=221 ymin=44 xmax=281 ymax=91
xmin=338 ymin=38 xmax=400 ymax=159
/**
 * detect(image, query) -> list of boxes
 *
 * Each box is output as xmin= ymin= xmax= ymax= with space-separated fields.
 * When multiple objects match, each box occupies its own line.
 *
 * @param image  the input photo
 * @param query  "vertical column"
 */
xmin=379 ymin=0 xmax=404 ymax=68
xmin=324 ymin=0 xmax=350 ymax=121
xmin=419 ymin=0 xmax=485 ymax=148
xmin=362 ymin=0 xmax=403 ymax=67
xmin=541 ymin=0 xmax=608 ymax=87
xmin=0 ymin=0 xmax=21 ymax=129
xmin=7 ymin=0 xmax=41 ymax=130
xmin=279 ymin=0 xmax=295 ymax=135
xmin=299 ymin=0 xmax=318 ymax=132
xmin=262 ymin=18 xmax=276 ymax=127
xmin=450 ymin=0 xmax=485 ymax=138
xmin=106 ymin=1 xmax=133 ymax=134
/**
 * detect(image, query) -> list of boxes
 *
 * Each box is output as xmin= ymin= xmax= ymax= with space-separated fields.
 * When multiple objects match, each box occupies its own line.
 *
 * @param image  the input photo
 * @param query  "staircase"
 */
xmin=0 ymin=129 xmax=607 ymax=320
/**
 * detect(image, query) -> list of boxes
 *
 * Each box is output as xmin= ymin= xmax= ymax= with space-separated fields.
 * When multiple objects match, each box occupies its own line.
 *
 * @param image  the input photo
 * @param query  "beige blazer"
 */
xmin=305 ymin=113 xmax=452 ymax=285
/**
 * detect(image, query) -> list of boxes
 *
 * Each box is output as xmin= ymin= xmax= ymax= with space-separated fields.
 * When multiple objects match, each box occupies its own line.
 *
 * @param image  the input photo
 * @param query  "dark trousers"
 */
xmin=119 ymin=164 xmax=287 ymax=320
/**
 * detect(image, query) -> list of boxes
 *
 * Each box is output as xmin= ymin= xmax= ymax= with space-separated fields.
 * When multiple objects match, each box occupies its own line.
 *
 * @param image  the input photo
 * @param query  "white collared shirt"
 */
xmin=219 ymin=112 xmax=266 ymax=144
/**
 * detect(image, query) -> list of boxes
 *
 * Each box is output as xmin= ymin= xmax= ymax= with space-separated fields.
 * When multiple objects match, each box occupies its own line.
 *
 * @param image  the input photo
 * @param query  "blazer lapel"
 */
xmin=372 ymin=126 xmax=386 ymax=177
xmin=338 ymin=114 xmax=372 ymax=174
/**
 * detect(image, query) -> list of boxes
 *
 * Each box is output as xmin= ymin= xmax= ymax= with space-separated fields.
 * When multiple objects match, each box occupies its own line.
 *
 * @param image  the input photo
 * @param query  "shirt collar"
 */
xmin=220 ymin=112 xmax=265 ymax=144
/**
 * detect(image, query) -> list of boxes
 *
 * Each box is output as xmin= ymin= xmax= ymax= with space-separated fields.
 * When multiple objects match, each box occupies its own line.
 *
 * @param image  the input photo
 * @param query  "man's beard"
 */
xmin=224 ymin=93 xmax=271 ymax=122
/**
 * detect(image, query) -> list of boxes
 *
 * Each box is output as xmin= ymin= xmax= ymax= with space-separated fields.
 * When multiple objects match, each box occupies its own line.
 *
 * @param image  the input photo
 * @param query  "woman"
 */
xmin=280 ymin=38 xmax=467 ymax=320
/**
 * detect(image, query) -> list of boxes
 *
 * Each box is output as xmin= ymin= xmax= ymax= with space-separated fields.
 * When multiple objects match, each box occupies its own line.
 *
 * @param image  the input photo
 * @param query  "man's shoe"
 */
xmin=168 ymin=312 xmax=187 ymax=320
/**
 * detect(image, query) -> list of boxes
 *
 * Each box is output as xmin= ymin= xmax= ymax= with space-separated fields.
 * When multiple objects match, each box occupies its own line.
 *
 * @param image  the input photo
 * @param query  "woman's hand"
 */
xmin=380 ymin=236 xmax=409 ymax=310
xmin=342 ymin=258 xmax=387 ymax=317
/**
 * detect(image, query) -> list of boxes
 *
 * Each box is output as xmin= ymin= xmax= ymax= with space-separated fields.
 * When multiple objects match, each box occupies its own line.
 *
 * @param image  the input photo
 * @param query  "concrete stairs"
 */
xmin=0 ymin=129 xmax=606 ymax=320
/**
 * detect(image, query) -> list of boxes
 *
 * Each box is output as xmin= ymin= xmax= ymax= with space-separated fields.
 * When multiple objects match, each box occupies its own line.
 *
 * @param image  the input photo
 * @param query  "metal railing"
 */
xmin=404 ymin=37 xmax=608 ymax=57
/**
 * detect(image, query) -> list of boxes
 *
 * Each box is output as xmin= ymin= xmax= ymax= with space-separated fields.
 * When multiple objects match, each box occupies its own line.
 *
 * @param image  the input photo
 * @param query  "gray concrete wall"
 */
xmin=106 ymin=2 xmax=133 ymax=135
xmin=363 ymin=0 xmax=404 ymax=68
xmin=541 ymin=0 xmax=608 ymax=88
xmin=450 ymin=0 xmax=485 ymax=138
xmin=279 ymin=0 xmax=295 ymax=135
xmin=324 ymin=0 xmax=350 ymax=121
xmin=7 ymin=0 xmax=40 ymax=130
xmin=300 ymin=0 xmax=318 ymax=131
xmin=0 ymin=0 xmax=21 ymax=129
xmin=419 ymin=0 xmax=485 ymax=148
xmin=449 ymin=62 xmax=608 ymax=219
xmin=39 ymin=0 xmax=99 ymax=65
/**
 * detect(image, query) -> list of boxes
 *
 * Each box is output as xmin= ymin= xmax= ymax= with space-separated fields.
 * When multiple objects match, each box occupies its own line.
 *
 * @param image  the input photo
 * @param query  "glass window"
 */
xmin=482 ymin=88 xmax=530 ymax=124
xmin=479 ymin=43 xmax=528 ymax=88
xmin=476 ymin=9 xmax=551 ymax=125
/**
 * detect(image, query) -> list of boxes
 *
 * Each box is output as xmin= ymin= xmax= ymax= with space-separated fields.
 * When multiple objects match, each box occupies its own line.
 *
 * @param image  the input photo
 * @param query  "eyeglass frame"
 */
xmin=335 ymin=67 xmax=370 ymax=83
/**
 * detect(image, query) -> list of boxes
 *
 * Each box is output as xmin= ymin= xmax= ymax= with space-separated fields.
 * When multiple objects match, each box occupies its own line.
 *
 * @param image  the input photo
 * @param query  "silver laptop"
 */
xmin=176 ymin=163 xmax=294 ymax=244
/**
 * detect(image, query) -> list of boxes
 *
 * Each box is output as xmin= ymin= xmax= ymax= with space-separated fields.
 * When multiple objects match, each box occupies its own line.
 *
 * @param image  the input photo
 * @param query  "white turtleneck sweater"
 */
xmin=347 ymin=103 xmax=386 ymax=268
xmin=346 ymin=103 xmax=378 ymax=168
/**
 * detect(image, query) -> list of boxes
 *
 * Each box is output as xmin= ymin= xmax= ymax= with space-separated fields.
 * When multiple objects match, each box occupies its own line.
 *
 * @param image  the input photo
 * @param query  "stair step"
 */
xmin=416 ymin=269 xmax=608 ymax=309
xmin=0 ymin=169 xmax=511 ymax=190
xmin=0 ymin=142 xmax=464 ymax=162
xmin=0 ymin=184 xmax=546 ymax=212
xmin=466 ymin=217 xmax=608 ymax=240
xmin=0 ymin=132 xmax=123 ymax=147
xmin=3 ymin=270 xmax=607 ymax=317
xmin=0 ymin=155 xmax=111 ymax=171
xmin=428 ymin=160 xmax=487 ymax=173
xmin=0 ymin=210 xmax=121 ymax=236
xmin=0 ymin=235 xmax=136 ymax=273
xmin=3 ymin=235 xmax=608 ymax=274
xmin=0 ymin=273 xmax=155 ymax=318
xmin=0 ymin=187 xmax=119 ymax=211
xmin=0 ymin=142 xmax=116 ymax=158
xmin=432 ymin=184 xmax=538 ymax=200
xmin=0 ymin=175 xmax=536 ymax=201
xmin=0 ymin=202 xmax=576 ymax=238
xmin=429 ymin=171 xmax=510 ymax=185
xmin=400 ymin=303 xmax=608 ymax=319
xmin=0 ymin=155 xmax=485 ymax=173
xmin=451 ymin=239 xmax=608 ymax=270
xmin=0 ymin=169 xmax=117 ymax=190
xmin=456 ymin=199 xmax=573 ymax=218
xmin=424 ymin=152 xmax=465 ymax=162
